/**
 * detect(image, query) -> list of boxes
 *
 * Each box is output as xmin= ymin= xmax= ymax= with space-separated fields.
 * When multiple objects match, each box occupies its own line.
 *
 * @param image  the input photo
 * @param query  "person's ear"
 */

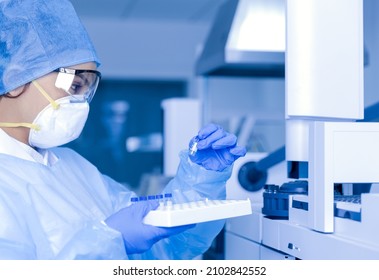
xmin=8 ymin=85 xmax=26 ymax=97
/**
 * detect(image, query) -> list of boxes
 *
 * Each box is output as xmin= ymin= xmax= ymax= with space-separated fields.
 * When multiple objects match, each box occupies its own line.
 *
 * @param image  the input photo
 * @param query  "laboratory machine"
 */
xmin=217 ymin=0 xmax=379 ymax=259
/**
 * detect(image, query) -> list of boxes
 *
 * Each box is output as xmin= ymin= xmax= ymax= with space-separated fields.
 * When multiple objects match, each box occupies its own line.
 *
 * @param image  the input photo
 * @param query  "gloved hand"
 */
xmin=189 ymin=123 xmax=246 ymax=171
xmin=105 ymin=200 xmax=194 ymax=254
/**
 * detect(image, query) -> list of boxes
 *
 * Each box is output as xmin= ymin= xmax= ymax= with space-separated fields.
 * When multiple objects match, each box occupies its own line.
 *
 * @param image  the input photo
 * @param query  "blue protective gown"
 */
xmin=0 ymin=141 xmax=231 ymax=259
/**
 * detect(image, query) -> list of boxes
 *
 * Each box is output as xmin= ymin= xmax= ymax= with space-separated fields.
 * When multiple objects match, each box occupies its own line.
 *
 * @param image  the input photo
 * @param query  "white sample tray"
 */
xmin=143 ymin=199 xmax=252 ymax=227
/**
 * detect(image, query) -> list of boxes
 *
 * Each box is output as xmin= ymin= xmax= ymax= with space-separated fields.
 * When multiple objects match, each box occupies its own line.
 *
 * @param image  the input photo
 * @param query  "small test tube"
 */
xmin=164 ymin=193 xmax=173 ymax=208
xmin=189 ymin=136 xmax=200 ymax=156
xmin=156 ymin=194 xmax=164 ymax=207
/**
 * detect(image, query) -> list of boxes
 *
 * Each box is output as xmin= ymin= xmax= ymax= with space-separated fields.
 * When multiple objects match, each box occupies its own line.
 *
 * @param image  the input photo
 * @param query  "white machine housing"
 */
xmin=286 ymin=0 xmax=367 ymax=233
xmin=286 ymin=0 xmax=363 ymax=167
xmin=290 ymin=122 xmax=379 ymax=236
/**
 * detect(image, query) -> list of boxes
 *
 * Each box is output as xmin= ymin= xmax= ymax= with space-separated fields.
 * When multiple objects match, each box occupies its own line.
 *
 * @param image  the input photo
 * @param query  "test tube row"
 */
xmin=130 ymin=193 xmax=173 ymax=207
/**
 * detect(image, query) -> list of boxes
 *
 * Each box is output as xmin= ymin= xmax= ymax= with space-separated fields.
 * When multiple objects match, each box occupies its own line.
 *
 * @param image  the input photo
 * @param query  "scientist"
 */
xmin=0 ymin=0 xmax=246 ymax=260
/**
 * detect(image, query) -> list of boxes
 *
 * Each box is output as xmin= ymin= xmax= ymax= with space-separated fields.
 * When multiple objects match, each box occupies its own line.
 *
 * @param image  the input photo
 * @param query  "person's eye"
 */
xmin=69 ymin=83 xmax=81 ymax=95
xmin=70 ymin=78 xmax=85 ymax=95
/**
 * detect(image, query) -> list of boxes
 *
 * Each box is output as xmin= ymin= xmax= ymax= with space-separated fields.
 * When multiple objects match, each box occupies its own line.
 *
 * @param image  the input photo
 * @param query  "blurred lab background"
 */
xmin=65 ymin=0 xmax=379 ymax=258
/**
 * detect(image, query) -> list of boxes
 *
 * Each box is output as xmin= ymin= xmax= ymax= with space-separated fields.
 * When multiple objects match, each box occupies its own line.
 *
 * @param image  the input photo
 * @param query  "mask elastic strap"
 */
xmin=0 ymin=122 xmax=40 ymax=131
xmin=32 ymin=81 xmax=60 ymax=110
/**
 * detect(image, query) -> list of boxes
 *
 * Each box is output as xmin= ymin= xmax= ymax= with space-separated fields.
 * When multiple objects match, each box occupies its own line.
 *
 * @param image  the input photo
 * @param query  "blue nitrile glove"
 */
xmin=189 ymin=123 xmax=247 ymax=171
xmin=105 ymin=200 xmax=195 ymax=254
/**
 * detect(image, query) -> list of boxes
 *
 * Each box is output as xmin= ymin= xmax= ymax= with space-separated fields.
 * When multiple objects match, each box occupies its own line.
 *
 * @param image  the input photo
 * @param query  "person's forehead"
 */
xmin=68 ymin=62 xmax=97 ymax=71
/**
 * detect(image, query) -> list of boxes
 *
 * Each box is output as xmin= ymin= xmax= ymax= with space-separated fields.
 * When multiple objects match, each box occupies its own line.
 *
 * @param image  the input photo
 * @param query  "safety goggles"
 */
xmin=54 ymin=67 xmax=101 ymax=103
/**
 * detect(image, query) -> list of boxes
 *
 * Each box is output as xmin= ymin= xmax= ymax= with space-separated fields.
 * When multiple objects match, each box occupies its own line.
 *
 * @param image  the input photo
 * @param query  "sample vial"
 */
xmin=189 ymin=136 xmax=200 ymax=156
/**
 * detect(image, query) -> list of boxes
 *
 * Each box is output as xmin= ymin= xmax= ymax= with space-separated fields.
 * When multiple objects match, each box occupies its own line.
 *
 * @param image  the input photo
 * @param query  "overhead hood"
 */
xmin=196 ymin=0 xmax=285 ymax=77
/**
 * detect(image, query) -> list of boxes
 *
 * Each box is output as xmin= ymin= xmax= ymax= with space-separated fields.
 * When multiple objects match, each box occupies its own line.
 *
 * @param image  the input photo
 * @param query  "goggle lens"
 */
xmin=54 ymin=68 xmax=101 ymax=103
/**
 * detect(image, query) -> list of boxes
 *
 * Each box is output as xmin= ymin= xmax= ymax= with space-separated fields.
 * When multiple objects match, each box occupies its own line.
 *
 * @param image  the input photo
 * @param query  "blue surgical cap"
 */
xmin=0 ymin=0 xmax=100 ymax=95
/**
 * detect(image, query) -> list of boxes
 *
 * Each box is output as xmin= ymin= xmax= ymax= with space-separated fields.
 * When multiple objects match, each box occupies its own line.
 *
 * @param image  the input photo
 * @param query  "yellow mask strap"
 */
xmin=32 ymin=80 xmax=60 ymax=110
xmin=0 ymin=81 xmax=59 ymax=131
xmin=0 ymin=122 xmax=40 ymax=131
